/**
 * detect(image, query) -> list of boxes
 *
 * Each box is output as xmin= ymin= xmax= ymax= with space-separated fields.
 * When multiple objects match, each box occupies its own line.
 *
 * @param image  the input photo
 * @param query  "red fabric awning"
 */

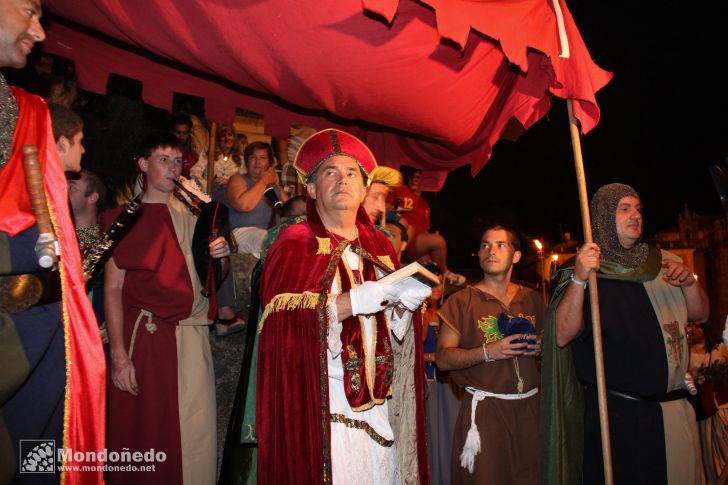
xmin=43 ymin=0 xmax=611 ymax=190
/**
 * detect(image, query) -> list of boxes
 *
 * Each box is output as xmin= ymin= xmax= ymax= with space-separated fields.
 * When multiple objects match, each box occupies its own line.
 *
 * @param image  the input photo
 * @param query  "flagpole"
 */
xmin=566 ymin=98 xmax=614 ymax=485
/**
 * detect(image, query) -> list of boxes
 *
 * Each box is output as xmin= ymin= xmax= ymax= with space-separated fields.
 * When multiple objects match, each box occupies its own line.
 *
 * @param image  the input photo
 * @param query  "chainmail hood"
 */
xmin=590 ymin=183 xmax=649 ymax=268
xmin=0 ymin=73 xmax=18 ymax=168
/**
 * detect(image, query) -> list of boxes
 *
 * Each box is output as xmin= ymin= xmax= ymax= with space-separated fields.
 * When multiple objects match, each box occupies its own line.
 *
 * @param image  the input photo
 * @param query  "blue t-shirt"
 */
xmin=215 ymin=176 xmax=282 ymax=230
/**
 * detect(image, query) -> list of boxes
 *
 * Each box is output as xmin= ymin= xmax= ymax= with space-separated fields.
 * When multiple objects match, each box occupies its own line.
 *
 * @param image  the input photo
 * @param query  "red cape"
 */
xmin=256 ymin=202 xmax=429 ymax=484
xmin=0 ymin=88 xmax=106 ymax=484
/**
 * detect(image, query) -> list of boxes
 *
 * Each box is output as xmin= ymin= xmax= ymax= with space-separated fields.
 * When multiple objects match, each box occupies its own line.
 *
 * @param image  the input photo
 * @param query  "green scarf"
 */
xmin=537 ymin=245 xmax=661 ymax=485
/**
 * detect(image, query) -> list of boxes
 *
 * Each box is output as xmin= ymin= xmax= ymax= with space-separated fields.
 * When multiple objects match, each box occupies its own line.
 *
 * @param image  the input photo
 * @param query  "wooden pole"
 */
xmin=566 ymin=98 xmax=614 ymax=485
xmin=206 ymin=122 xmax=217 ymax=194
xmin=22 ymin=145 xmax=58 ymax=269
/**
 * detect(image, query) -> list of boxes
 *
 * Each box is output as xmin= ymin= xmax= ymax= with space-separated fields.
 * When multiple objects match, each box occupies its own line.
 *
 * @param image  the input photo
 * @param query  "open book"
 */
xmin=377 ymin=261 xmax=441 ymax=292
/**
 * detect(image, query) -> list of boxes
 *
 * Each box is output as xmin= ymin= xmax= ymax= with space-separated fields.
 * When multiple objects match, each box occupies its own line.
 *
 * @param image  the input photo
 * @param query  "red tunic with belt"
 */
xmin=103 ymin=199 xmax=216 ymax=485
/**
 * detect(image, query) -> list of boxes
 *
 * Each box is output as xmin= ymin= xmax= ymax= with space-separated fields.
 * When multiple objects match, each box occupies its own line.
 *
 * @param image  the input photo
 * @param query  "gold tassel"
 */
xmin=377 ymin=255 xmax=395 ymax=271
xmin=316 ymin=237 xmax=332 ymax=255
xmin=258 ymin=291 xmax=320 ymax=332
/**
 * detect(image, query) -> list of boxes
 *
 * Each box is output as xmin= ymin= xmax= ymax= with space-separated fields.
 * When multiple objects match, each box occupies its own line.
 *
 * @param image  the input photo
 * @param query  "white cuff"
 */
xmin=327 ymin=293 xmax=343 ymax=358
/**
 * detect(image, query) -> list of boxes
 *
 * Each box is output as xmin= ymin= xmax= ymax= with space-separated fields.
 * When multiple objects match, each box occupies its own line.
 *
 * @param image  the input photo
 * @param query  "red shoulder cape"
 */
xmin=0 ymin=88 xmax=106 ymax=484
xmin=256 ymin=201 xmax=429 ymax=484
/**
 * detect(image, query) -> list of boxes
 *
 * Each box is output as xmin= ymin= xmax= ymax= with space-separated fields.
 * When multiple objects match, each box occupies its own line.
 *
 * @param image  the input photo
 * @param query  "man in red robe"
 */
xmin=256 ymin=129 xmax=431 ymax=484
xmin=0 ymin=1 xmax=106 ymax=483
xmin=103 ymin=132 xmax=230 ymax=485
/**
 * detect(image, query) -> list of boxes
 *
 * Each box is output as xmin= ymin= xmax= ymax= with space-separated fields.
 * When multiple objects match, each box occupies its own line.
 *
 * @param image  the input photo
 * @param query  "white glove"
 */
xmin=723 ymin=316 xmax=728 ymax=348
xmin=398 ymin=286 xmax=432 ymax=312
xmin=349 ymin=281 xmax=400 ymax=316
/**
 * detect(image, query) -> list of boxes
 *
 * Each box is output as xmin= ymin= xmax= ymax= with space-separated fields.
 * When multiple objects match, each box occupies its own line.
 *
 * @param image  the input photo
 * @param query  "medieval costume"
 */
xmin=539 ymin=183 xmax=703 ymax=485
xmin=0 ymin=80 xmax=105 ymax=484
xmin=439 ymin=286 xmax=544 ymax=484
xmin=255 ymin=129 xmax=429 ymax=484
xmin=255 ymin=199 xmax=429 ymax=484
xmin=76 ymin=223 xmax=106 ymax=338
xmin=423 ymin=317 xmax=462 ymax=485
xmin=690 ymin=343 xmax=728 ymax=482
xmin=102 ymin=197 xmax=216 ymax=485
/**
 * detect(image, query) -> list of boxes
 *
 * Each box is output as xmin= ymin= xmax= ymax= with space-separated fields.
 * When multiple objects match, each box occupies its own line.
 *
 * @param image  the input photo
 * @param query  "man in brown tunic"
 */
xmin=437 ymin=223 xmax=545 ymax=484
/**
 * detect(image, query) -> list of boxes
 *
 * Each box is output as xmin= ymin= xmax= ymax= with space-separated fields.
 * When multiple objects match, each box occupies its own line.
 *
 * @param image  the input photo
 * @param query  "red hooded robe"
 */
xmin=256 ymin=199 xmax=429 ymax=484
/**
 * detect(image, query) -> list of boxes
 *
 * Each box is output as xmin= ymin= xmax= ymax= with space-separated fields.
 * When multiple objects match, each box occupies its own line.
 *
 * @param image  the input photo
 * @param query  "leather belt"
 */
xmin=585 ymin=385 xmax=689 ymax=403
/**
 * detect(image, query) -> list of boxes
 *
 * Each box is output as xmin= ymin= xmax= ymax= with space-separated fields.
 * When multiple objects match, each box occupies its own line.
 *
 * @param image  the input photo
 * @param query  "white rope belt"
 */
xmin=129 ymin=309 xmax=156 ymax=360
xmin=459 ymin=386 xmax=539 ymax=473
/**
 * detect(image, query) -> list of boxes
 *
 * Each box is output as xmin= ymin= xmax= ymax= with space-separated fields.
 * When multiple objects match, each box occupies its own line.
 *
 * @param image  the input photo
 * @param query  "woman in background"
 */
xmin=190 ymin=123 xmax=244 ymax=192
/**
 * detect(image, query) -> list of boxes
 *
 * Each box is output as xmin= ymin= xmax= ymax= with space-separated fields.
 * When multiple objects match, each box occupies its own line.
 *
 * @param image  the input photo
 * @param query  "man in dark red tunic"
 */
xmin=256 ymin=129 xmax=431 ymax=484
xmin=103 ymin=132 xmax=230 ymax=485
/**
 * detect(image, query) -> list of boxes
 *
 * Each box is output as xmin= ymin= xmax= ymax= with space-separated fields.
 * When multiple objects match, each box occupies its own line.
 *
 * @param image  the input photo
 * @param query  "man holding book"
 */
xmin=436 ymin=223 xmax=544 ymax=484
xmin=255 ymin=129 xmax=431 ymax=484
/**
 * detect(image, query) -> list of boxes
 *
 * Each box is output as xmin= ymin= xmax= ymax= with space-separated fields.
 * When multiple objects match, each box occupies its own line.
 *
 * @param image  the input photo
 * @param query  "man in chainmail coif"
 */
xmin=539 ymin=183 xmax=709 ymax=485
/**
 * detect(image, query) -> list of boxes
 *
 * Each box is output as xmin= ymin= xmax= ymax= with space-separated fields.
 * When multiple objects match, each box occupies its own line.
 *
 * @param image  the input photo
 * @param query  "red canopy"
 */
xmin=43 ymin=0 xmax=611 ymax=190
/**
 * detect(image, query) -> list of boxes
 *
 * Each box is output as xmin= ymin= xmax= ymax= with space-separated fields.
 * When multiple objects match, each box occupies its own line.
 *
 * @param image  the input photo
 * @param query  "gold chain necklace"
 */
xmin=328 ymin=229 xmax=363 ymax=285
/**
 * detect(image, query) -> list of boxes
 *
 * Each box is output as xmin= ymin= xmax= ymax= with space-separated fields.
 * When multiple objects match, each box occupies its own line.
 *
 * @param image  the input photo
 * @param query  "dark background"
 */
xmin=430 ymin=1 xmax=728 ymax=271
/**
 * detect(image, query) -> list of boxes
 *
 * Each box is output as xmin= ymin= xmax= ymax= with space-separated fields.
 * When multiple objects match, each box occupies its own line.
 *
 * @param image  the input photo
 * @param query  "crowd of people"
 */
xmin=0 ymin=2 xmax=726 ymax=485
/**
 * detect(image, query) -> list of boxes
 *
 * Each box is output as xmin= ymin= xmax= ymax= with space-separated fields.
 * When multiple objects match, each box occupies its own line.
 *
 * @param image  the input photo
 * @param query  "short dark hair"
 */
xmin=81 ymin=170 xmax=106 ymax=207
xmin=481 ymin=222 xmax=521 ymax=251
xmin=243 ymin=141 xmax=274 ymax=167
xmin=170 ymin=113 xmax=192 ymax=129
xmin=137 ymin=132 xmax=182 ymax=159
xmin=386 ymin=220 xmax=408 ymax=242
xmin=399 ymin=164 xmax=422 ymax=186
xmin=48 ymin=104 xmax=83 ymax=142
xmin=281 ymin=195 xmax=306 ymax=218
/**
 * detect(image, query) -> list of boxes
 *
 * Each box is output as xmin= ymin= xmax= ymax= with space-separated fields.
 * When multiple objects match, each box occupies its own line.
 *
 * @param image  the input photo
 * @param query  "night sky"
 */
xmin=430 ymin=2 xmax=728 ymax=270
